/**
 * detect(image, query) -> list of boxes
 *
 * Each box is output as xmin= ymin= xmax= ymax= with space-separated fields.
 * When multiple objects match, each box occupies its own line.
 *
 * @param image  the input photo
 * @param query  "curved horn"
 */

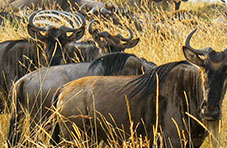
xmin=87 ymin=7 xmax=98 ymax=14
xmin=60 ymin=12 xmax=86 ymax=32
xmin=75 ymin=12 xmax=86 ymax=27
xmin=100 ymin=7 xmax=112 ymax=15
xmin=49 ymin=10 xmax=86 ymax=29
xmin=116 ymin=26 xmax=133 ymax=41
xmin=185 ymin=28 xmax=197 ymax=50
xmin=88 ymin=20 xmax=110 ymax=38
xmin=28 ymin=10 xmax=47 ymax=31
xmin=32 ymin=10 xmax=86 ymax=31
xmin=185 ymin=28 xmax=213 ymax=55
xmin=34 ymin=13 xmax=71 ymax=27
xmin=29 ymin=10 xmax=71 ymax=29
xmin=79 ymin=2 xmax=87 ymax=14
xmin=88 ymin=19 xmax=101 ymax=35
xmin=88 ymin=19 xmax=95 ymax=35
xmin=65 ymin=11 xmax=86 ymax=29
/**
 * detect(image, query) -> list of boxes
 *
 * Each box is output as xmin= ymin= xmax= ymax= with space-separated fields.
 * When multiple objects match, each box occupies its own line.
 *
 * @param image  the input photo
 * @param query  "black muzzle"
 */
xmin=201 ymin=104 xmax=221 ymax=121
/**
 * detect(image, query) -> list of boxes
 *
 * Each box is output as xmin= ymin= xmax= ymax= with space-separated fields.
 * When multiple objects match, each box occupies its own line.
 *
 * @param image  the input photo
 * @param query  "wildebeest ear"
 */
xmin=27 ymin=24 xmax=46 ymax=40
xmin=122 ymin=38 xmax=140 ymax=49
xmin=67 ymin=26 xmax=85 ymax=41
xmin=183 ymin=46 xmax=204 ymax=67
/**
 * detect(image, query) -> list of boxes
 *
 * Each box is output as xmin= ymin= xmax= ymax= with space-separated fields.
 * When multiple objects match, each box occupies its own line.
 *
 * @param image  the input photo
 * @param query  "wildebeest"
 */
xmin=8 ymin=52 xmax=156 ymax=145
xmin=51 ymin=29 xmax=227 ymax=147
xmin=65 ymin=19 xmax=140 ymax=62
xmin=138 ymin=0 xmax=188 ymax=11
xmin=7 ymin=0 xmax=114 ymax=15
xmin=0 ymin=10 xmax=85 ymax=110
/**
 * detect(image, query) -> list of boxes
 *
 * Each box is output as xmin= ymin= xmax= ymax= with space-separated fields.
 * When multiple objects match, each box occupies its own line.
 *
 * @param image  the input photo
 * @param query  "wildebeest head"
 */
xmin=138 ymin=0 xmax=189 ymax=11
xmin=183 ymin=29 xmax=227 ymax=121
xmin=27 ymin=10 xmax=86 ymax=65
xmin=88 ymin=20 xmax=139 ymax=53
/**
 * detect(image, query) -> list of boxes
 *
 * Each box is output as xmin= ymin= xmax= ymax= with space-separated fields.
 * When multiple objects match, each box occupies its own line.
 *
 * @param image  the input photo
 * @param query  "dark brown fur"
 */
xmin=0 ymin=11 xmax=86 ymax=111
xmin=138 ymin=0 xmax=189 ymax=11
xmin=52 ymin=46 xmax=227 ymax=147
xmin=8 ymin=52 xmax=156 ymax=146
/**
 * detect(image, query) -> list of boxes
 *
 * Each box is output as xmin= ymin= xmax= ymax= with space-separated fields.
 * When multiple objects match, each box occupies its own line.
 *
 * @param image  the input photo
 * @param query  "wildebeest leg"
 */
xmin=51 ymin=120 xmax=85 ymax=146
xmin=8 ymin=79 xmax=25 ymax=146
xmin=8 ymin=110 xmax=24 ymax=146
xmin=50 ymin=121 xmax=60 ymax=146
xmin=0 ymin=92 xmax=6 ymax=113
xmin=174 ymin=1 xmax=181 ymax=10
xmin=0 ymin=87 xmax=8 ymax=113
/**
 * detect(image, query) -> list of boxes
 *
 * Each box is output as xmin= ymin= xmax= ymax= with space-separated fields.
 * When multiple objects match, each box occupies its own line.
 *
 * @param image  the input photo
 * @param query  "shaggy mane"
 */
xmin=88 ymin=52 xmax=136 ymax=75
xmin=121 ymin=60 xmax=190 ymax=98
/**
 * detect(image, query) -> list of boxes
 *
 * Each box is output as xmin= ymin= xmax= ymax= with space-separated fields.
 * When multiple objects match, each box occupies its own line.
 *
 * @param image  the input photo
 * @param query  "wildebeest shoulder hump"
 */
xmin=122 ymin=60 xmax=190 ymax=98
xmin=88 ymin=52 xmax=136 ymax=75
xmin=2 ymin=40 xmax=27 ymax=53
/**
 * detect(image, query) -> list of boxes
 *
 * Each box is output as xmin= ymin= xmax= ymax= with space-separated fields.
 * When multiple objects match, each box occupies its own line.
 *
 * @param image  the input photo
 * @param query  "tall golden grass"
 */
xmin=0 ymin=0 xmax=226 ymax=147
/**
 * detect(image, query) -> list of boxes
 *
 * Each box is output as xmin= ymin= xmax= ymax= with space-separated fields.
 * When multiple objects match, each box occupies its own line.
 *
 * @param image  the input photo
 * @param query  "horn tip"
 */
xmin=192 ymin=28 xmax=198 ymax=33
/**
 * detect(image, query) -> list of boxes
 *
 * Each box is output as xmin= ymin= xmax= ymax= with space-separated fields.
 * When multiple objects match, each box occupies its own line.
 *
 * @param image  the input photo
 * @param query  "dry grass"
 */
xmin=0 ymin=0 xmax=226 ymax=147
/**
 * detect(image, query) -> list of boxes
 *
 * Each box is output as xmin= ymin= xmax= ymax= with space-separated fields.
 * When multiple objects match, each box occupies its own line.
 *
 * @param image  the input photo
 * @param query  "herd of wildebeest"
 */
xmin=0 ymin=0 xmax=226 ymax=147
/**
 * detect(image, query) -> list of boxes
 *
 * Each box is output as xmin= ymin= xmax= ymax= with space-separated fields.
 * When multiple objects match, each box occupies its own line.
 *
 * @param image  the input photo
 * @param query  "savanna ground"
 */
xmin=0 ymin=0 xmax=226 ymax=147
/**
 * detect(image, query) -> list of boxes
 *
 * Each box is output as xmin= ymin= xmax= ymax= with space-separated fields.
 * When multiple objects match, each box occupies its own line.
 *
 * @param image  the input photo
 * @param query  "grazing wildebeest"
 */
xmin=7 ymin=0 xmax=114 ymax=15
xmin=138 ymin=0 xmax=188 ymax=11
xmin=51 ymin=29 xmax=227 ymax=147
xmin=8 ymin=52 xmax=156 ymax=145
xmin=0 ymin=10 xmax=85 ymax=110
xmin=65 ymin=19 xmax=140 ymax=62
